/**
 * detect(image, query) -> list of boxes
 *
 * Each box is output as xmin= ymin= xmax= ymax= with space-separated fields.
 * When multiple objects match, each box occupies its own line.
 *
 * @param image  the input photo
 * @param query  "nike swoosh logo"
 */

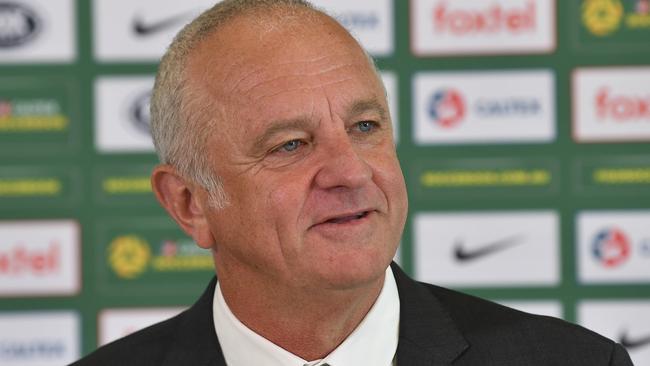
xmin=132 ymin=11 xmax=195 ymax=36
xmin=454 ymin=235 xmax=522 ymax=262
xmin=620 ymin=331 xmax=650 ymax=349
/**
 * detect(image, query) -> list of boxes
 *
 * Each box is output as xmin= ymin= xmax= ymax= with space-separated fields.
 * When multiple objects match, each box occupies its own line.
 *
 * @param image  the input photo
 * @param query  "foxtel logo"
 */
xmin=0 ymin=220 xmax=79 ymax=296
xmin=433 ymin=1 xmax=536 ymax=35
xmin=596 ymin=88 xmax=650 ymax=122
xmin=0 ymin=242 xmax=61 ymax=275
xmin=412 ymin=0 xmax=554 ymax=56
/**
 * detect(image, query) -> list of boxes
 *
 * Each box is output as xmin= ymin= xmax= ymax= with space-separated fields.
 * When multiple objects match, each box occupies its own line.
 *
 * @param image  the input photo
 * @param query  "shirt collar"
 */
xmin=213 ymin=267 xmax=400 ymax=366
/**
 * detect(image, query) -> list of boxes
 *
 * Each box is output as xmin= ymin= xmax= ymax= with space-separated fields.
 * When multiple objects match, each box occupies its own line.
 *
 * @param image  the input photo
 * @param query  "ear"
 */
xmin=151 ymin=164 xmax=214 ymax=249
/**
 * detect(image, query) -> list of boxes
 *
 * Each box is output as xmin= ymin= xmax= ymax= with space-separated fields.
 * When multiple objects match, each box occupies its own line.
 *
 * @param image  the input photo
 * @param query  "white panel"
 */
xmin=0 ymin=311 xmax=80 ymax=366
xmin=311 ymin=0 xmax=393 ymax=56
xmin=0 ymin=220 xmax=80 ymax=296
xmin=99 ymin=308 xmax=185 ymax=346
xmin=573 ymin=67 xmax=650 ymax=142
xmin=578 ymin=301 xmax=650 ymax=366
xmin=413 ymin=70 xmax=556 ymax=144
xmin=94 ymin=76 xmax=155 ymax=153
xmin=0 ymin=0 xmax=76 ymax=63
xmin=577 ymin=211 xmax=650 ymax=283
xmin=411 ymin=0 xmax=555 ymax=56
xmin=94 ymin=0 xmax=391 ymax=61
xmin=93 ymin=0 xmax=217 ymax=62
xmin=414 ymin=211 xmax=560 ymax=286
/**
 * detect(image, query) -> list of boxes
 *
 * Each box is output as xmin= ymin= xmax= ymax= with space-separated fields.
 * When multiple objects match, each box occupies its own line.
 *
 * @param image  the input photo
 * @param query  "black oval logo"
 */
xmin=130 ymin=90 xmax=152 ymax=135
xmin=0 ymin=2 xmax=41 ymax=48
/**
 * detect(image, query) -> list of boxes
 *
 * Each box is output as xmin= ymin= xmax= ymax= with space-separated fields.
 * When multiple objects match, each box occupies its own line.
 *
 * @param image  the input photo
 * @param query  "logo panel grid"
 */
xmin=0 ymin=0 xmax=649 ymax=361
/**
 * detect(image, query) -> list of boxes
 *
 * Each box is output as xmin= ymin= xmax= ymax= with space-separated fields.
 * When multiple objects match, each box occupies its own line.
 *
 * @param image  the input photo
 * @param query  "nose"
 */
xmin=313 ymin=133 xmax=373 ymax=190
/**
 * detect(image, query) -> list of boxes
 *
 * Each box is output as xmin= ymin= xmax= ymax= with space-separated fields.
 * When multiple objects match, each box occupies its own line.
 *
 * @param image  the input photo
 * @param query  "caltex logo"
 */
xmin=428 ymin=89 xmax=465 ymax=128
xmin=592 ymin=228 xmax=631 ymax=267
xmin=335 ymin=11 xmax=379 ymax=30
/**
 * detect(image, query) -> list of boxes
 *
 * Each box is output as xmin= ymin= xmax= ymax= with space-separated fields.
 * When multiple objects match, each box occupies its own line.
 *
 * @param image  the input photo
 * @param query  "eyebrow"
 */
xmin=253 ymin=117 xmax=315 ymax=152
xmin=347 ymin=98 xmax=389 ymax=122
xmin=251 ymin=98 xmax=389 ymax=153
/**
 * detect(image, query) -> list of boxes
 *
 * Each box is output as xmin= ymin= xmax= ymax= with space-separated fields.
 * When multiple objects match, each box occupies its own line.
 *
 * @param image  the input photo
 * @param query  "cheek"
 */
xmin=267 ymin=178 xmax=308 ymax=221
xmin=265 ymin=171 xmax=315 ymax=239
xmin=214 ymin=177 xmax=270 ymax=242
xmin=373 ymin=155 xmax=408 ymax=211
xmin=389 ymin=162 xmax=407 ymax=199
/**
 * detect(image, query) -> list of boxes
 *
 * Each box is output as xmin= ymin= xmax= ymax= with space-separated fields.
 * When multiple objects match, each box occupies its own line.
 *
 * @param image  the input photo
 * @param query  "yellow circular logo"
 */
xmin=582 ymin=0 xmax=624 ymax=36
xmin=108 ymin=235 xmax=151 ymax=279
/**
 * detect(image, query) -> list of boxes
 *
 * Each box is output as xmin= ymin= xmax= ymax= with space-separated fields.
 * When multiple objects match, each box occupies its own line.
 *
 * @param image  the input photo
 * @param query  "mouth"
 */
xmin=312 ymin=210 xmax=373 ymax=228
xmin=324 ymin=211 xmax=370 ymax=224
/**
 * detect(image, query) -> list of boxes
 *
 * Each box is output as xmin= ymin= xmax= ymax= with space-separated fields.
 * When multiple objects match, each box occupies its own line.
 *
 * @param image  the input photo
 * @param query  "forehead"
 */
xmin=187 ymin=10 xmax=385 ymax=124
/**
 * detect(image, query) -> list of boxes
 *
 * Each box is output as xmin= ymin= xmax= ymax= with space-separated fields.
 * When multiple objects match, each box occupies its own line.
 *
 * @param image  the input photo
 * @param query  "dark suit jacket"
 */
xmin=71 ymin=263 xmax=634 ymax=365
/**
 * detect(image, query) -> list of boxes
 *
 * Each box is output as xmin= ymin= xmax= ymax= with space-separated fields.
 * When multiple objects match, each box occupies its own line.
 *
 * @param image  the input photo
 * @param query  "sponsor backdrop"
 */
xmin=0 ymin=0 xmax=649 ymax=364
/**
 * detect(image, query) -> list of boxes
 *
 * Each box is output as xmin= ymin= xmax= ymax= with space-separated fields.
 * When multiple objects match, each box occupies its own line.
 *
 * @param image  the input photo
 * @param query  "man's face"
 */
xmin=187 ymin=12 xmax=408 ymax=290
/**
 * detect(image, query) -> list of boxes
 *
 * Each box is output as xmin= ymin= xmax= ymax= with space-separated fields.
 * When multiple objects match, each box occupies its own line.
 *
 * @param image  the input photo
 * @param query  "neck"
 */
xmin=215 ymin=260 xmax=385 ymax=361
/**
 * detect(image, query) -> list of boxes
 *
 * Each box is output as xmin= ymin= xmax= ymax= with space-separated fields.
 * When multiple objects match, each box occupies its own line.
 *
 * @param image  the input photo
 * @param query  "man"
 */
xmin=72 ymin=1 xmax=634 ymax=365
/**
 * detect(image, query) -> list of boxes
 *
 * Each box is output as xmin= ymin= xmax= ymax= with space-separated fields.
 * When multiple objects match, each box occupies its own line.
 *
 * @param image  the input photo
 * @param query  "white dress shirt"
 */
xmin=213 ymin=267 xmax=400 ymax=366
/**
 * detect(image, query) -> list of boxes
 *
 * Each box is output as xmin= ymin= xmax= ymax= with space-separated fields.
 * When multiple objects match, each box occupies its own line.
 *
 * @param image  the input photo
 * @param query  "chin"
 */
xmin=312 ymin=252 xmax=392 ymax=291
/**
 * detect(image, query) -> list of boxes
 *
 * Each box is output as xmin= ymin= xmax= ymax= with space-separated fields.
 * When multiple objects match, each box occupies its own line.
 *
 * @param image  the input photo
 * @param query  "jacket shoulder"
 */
xmin=421 ymin=282 xmax=632 ymax=365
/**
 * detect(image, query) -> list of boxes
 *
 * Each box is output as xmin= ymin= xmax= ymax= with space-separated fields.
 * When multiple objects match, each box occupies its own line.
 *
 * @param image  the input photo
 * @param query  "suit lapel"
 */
xmin=162 ymin=276 xmax=227 ymax=366
xmin=161 ymin=266 xmax=468 ymax=366
xmin=391 ymin=263 xmax=469 ymax=366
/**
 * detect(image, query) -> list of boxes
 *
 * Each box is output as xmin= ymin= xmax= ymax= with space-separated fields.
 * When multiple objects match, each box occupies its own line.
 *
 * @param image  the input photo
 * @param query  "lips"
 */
xmin=312 ymin=210 xmax=373 ymax=227
xmin=324 ymin=211 xmax=370 ymax=224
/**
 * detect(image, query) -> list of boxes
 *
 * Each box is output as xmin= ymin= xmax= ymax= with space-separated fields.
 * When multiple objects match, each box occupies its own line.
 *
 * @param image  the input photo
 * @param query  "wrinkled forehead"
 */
xmin=185 ymin=8 xmax=382 ymax=106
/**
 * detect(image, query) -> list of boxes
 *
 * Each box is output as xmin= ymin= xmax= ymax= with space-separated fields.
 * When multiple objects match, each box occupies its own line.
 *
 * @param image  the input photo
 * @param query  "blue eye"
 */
xmin=279 ymin=140 xmax=301 ymax=152
xmin=357 ymin=121 xmax=376 ymax=132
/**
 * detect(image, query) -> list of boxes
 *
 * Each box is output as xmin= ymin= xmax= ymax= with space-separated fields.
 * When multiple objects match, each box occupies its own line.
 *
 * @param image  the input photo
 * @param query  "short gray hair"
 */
xmin=150 ymin=0 xmax=382 ymax=208
xmin=150 ymin=0 xmax=317 ymax=208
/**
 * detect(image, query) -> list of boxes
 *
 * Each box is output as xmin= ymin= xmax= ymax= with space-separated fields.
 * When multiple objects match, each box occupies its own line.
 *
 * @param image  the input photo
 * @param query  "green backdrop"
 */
xmin=0 ymin=0 xmax=649 ymax=359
